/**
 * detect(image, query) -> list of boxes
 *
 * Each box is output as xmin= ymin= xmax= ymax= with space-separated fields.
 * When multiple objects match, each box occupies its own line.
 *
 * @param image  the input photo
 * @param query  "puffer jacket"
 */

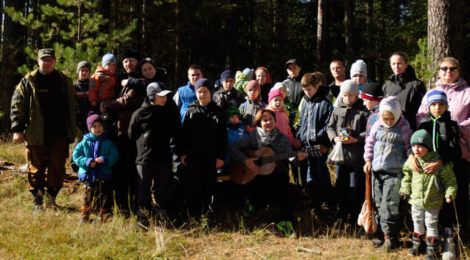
xmin=400 ymin=151 xmax=457 ymax=210
xmin=73 ymin=132 xmax=119 ymax=182
xmin=10 ymin=69 xmax=77 ymax=145
xmin=297 ymin=85 xmax=333 ymax=147
xmin=212 ymin=87 xmax=245 ymax=112
xmin=89 ymin=65 xmax=117 ymax=102
xmin=418 ymin=111 xmax=461 ymax=164
xmin=239 ymin=97 xmax=266 ymax=128
xmin=382 ymin=66 xmax=426 ymax=130
xmin=327 ymin=98 xmax=369 ymax=167
xmin=364 ymin=115 xmax=413 ymax=174
xmin=417 ymin=78 xmax=470 ymax=162
xmin=128 ymin=97 xmax=181 ymax=165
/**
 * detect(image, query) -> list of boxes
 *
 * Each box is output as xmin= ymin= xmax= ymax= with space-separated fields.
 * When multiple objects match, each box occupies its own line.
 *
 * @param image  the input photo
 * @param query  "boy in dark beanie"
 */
xmin=213 ymin=69 xmax=245 ymax=113
xmin=361 ymin=82 xmax=384 ymax=137
xmin=179 ymin=78 xmax=227 ymax=217
xmin=401 ymin=129 xmax=457 ymax=259
xmin=73 ymin=112 xmax=119 ymax=224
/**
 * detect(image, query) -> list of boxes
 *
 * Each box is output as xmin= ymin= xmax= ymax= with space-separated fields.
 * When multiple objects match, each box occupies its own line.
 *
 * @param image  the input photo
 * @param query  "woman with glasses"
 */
xmin=415 ymin=57 xmax=470 ymax=259
xmin=382 ymin=51 xmax=427 ymax=130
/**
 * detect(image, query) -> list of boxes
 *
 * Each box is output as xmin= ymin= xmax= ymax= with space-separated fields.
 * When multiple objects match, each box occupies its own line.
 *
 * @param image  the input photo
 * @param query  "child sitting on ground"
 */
xmin=72 ymin=113 xmax=119 ymax=224
xmin=363 ymin=96 xmax=412 ymax=251
xmin=239 ymin=80 xmax=265 ymax=132
xmin=89 ymin=52 xmax=117 ymax=111
xmin=400 ymin=129 xmax=457 ymax=259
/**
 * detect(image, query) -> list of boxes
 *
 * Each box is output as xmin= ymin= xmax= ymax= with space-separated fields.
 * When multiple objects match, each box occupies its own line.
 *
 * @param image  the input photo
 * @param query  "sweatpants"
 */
xmin=412 ymin=204 xmax=439 ymax=238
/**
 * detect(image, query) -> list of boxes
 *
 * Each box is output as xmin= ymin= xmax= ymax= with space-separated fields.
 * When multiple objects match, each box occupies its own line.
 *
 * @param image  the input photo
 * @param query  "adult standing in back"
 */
xmin=382 ymin=52 xmax=426 ymax=130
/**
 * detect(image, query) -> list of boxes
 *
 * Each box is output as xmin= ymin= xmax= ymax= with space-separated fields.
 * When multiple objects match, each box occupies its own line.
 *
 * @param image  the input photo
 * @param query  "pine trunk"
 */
xmin=344 ymin=0 xmax=353 ymax=66
xmin=316 ymin=0 xmax=325 ymax=63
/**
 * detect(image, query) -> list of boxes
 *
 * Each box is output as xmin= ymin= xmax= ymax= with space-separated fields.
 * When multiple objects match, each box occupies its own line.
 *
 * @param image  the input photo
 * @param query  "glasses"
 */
xmin=440 ymin=66 xmax=458 ymax=72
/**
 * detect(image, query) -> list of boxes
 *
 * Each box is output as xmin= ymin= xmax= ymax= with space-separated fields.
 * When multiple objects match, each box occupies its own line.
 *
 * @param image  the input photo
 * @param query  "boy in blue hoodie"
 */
xmin=73 ymin=113 xmax=119 ymax=224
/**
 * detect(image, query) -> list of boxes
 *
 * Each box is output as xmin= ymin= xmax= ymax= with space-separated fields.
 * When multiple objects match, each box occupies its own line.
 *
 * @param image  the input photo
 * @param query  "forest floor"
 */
xmin=0 ymin=141 xmax=469 ymax=259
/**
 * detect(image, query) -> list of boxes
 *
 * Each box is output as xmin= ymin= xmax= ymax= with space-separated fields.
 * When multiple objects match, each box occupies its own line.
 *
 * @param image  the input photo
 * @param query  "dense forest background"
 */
xmin=0 ymin=0 xmax=468 ymax=133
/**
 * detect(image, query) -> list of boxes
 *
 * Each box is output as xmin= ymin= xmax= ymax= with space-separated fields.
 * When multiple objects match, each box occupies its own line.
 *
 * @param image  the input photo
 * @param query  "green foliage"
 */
xmin=410 ymin=38 xmax=434 ymax=88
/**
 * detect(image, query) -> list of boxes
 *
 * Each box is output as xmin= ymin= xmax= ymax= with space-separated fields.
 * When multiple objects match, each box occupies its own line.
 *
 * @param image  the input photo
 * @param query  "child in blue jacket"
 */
xmin=73 ymin=113 xmax=119 ymax=224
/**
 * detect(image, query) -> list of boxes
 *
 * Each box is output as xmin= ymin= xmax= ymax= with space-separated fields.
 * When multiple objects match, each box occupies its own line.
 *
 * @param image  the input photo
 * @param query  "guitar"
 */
xmin=229 ymin=145 xmax=322 ymax=185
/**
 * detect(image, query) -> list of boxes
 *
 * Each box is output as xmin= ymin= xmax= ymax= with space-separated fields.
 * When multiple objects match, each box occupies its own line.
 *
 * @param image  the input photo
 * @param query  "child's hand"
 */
xmin=244 ymin=157 xmax=260 ymax=174
xmin=90 ymin=161 xmax=96 ymax=168
xmin=334 ymin=136 xmax=343 ymax=143
xmin=121 ymin=79 xmax=129 ymax=87
xmin=363 ymin=161 xmax=371 ymax=174
xmin=446 ymin=198 xmax=452 ymax=203
xmin=216 ymin=159 xmax=224 ymax=169
xmin=95 ymin=157 xmax=104 ymax=164
xmin=341 ymin=136 xmax=358 ymax=144
xmin=246 ymin=126 xmax=255 ymax=132
xmin=180 ymin=155 xmax=187 ymax=166
xmin=297 ymin=152 xmax=307 ymax=161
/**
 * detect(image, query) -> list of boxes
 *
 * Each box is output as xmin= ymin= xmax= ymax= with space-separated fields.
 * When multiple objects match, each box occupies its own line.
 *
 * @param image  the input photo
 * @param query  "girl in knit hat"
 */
xmin=400 ymin=129 xmax=457 ymax=259
xmin=363 ymin=96 xmax=413 ymax=251
xmin=89 ymin=52 xmax=117 ymax=110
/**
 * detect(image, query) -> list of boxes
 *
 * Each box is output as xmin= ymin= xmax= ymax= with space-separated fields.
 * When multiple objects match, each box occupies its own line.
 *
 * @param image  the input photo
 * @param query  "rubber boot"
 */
xmin=425 ymin=236 xmax=440 ymax=260
xmin=381 ymin=236 xmax=398 ymax=252
xmin=45 ymin=188 xmax=59 ymax=209
xmin=408 ymin=232 xmax=425 ymax=256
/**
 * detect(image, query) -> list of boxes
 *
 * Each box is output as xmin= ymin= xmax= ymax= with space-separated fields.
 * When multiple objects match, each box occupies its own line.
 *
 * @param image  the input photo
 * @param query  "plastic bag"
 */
xmin=327 ymin=142 xmax=344 ymax=164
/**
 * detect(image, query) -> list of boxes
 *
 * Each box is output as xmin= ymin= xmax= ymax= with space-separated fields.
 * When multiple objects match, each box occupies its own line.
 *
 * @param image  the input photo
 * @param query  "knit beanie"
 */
xmin=194 ymin=78 xmax=213 ymax=92
xmin=379 ymin=96 xmax=402 ymax=127
xmin=410 ymin=129 xmax=433 ymax=150
xmin=361 ymin=82 xmax=383 ymax=101
xmin=121 ymin=48 xmax=140 ymax=61
xmin=245 ymin=80 xmax=261 ymax=93
xmin=255 ymin=67 xmax=271 ymax=84
xmin=426 ymin=90 xmax=448 ymax=108
xmin=102 ymin=52 xmax=116 ymax=65
xmin=268 ymin=89 xmax=284 ymax=103
xmin=227 ymin=106 xmax=240 ymax=118
xmin=350 ymin=59 xmax=367 ymax=78
xmin=138 ymin=57 xmax=157 ymax=71
xmin=340 ymin=79 xmax=359 ymax=96
xmin=87 ymin=112 xmax=102 ymax=131
xmin=242 ymin=68 xmax=254 ymax=79
xmin=220 ymin=69 xmax=235 ymax=82
xmin=147 ymin=82 xmax=171 ymax=101
xmin=76 ymin=60 xmax=91 ymax=74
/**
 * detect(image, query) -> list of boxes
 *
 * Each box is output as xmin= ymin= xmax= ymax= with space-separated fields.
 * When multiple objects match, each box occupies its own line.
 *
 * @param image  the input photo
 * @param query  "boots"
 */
xmin=45 ymin=188 xmax=59 ymax=209
xmin=31 ymin=189 xmax=44 ymax=214
xmin=98 ymin=208 xmax=111 ymax=223
xmin=79 ymin=206 xmax=91 ymax=225
xmin=381 ymin=236 xmax=398 ymax=252
xmin=426 ymin=236 xmax=440 ymax=260
xmin=408 ymin=232 xmax=425 ymax=256
xmin=136 ymin=207 xmax=150 ymax=231
xmin=442 ymin=237 xmax=456 ymax=260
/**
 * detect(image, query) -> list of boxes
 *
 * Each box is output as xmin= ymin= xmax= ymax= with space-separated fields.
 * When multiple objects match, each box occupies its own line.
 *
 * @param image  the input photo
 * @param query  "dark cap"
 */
xmin=147 ymin=82 xmax=171 ymax=100
xmin=285 ymin=58 xmax=298 ymax=68
xmin=194 ymin=78 xmax=213 ymax=92
xmin=38 ymin=48 xmax=55 ymax=59
xmin=361 ymin=82 xmax=384 ymax=101
xmin=121 ymin=48 xmax=140 ymax=61
xmin=220 ymin=69 xmax=235 ymax=82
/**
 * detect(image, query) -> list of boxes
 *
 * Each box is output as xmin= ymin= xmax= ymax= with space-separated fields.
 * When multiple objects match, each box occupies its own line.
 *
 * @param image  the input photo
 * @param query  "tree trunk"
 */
xmin=344 ymin=0 xmax=353 ymax=66
xmin=316 ymin=0 xmax=325 ymax=63
xmin=174 ymin=0 xmax=180 ymax=87
xmin=78 ymin=0 xmax=82 ymax=43
xmin=365 ymin=0 xmax=375 ymax=81
xmin=427 ymin=0 xmax=463 ymax=87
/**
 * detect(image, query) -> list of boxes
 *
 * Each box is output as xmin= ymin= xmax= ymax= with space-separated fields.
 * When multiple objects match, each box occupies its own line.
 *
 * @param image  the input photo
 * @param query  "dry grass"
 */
xmin=0 ymin=140 xmax=468 ymax=259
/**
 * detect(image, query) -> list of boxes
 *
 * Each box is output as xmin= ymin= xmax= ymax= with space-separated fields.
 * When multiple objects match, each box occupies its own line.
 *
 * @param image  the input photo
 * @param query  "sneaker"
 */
xmin=277 ymin=220 xmax=295 ymax=238
xmin=242 ymin=200 xmax=254 ymax=218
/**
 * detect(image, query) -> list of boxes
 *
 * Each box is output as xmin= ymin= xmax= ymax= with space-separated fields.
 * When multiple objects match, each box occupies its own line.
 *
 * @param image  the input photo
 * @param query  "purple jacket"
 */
xmin=416 ymin=79 xmax=470 ymax=162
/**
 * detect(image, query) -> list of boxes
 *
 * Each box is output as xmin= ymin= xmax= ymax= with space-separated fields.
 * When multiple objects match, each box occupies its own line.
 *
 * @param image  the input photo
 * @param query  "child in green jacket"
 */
xmin=400 ymin=129 xmax=457 ymax=259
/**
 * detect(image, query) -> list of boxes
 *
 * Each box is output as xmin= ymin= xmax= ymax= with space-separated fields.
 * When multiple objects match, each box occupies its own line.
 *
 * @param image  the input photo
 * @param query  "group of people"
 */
xmin=10 ymin=47 xmax=470 ymax=259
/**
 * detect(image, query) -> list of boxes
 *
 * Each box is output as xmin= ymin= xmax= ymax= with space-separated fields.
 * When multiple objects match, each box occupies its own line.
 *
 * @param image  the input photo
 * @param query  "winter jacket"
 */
xmin=128 ymin=98 xmax=181 ymax=165
xmin=10 ymin=69 xmax=77 ymax=145
xmin=234 ymin=71 xmax=252 ymax=93
xmin=75 ymin=79 xmax=92 ymax=132
xmin=239 ymin=97 xmax=266 ymax=128
xmin=297 ymin=85 xmax=333 ymax=147
xmin=174 ymin=82 xmax=197 ymax=124
xmin=327 ymin=81 xmax=341 ymax=104
xmin=400 ymin=151 xmax=457 ymax=210
xmin=365 ymin=106 xmax=380 ymax=137
xmin=73 ymin=133 xmax=119 ymax=182
xmin=364 ymin=115 xmax=413 ymax=174
xmin=382 ymin=66 xmax=426 ymax=130
xmin=418 ymin=111 xmax=461 ymax=164
xmin=229 ymin=127 xmax=293 ymax=174
xmin=89 ymin=65 xmax=117 ymax=103
xmin=327 ymin=98 xmax=369 ymax=167
xmin=181 ymin=101 xmax=227 ymax=162
xmin=266 ymin=104 xmax=295 ymax=145
xmin=282 ymin=76 xmax=303 ymax=109
xmin=417 ymin=78 xmax=470 ymax=162
xmin=212 ymin=88 xmax=245 ymax=113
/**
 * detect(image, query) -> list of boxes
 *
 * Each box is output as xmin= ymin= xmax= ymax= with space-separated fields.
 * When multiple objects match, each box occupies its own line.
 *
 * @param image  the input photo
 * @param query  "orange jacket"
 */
xmin=88 ymin=65 xmax=117 ymax=102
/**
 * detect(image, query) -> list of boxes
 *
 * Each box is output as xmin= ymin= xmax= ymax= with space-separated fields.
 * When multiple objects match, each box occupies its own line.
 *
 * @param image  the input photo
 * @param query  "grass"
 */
xmin=0 ymin=140 xmax=469 ymax=259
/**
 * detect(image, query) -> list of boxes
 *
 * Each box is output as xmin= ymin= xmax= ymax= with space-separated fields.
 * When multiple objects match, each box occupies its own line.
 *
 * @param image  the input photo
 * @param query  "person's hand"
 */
xmin=292 ymin=138 xmax=302 ymax=149
xmin=423 ymin=160 xmax=442 ymax=174
xmin=13 ymin=132 xmax=25 ymax=144
xmin=334 ymin=136 xmax=342 ymax=143
xmin=341 ymin=136 xmax=358 ymax=144
xmin=446 ymin=198 xmax=452 ymax=203
xmin=91 ymin=101 xmax=97 ymax=107
xmin=408 ymin=154 xmax=420 ymax=172
xmin=216 ymin=159 xmax=224 ymax=169
xmin=363 ymin=161 xmax=372 ymax=174
xmin=90 ymin=161 xmax=96 ymax=168
xmin=95 ymin=157 xmax=104 ymax=164
xmin=297 ymin=152 xmax=307 ymax=161
xmin=246 ymin=125 xmax=256 ymax=132
xmin=100 ymin=101 xmax=107 ymax=114
xmin=180 ymin=155 xmax=187 ymax=166
xmin=121 ymin=79 xmax=129 ymax=87
xmin=319 ymin=145 xmax=327 ymax=154
xmin=244 ymin=157 xmax=260 ymax=174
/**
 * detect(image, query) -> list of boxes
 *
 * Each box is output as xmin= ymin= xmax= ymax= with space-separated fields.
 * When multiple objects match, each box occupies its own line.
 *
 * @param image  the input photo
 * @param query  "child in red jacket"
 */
xmin=89 ymin=52 xmax=117 ymax=110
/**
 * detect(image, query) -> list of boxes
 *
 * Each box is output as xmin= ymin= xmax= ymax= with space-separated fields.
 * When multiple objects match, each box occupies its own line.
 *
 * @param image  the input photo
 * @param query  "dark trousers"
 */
xmin=82 ymin=180 xmax=112 ymax=211
xmin=306 ymin=153 xmax=334 ymax=209
xmin=136 ymin=161 xmax=173 ymax=211
xmin=335 ymin=164 xmax=364 ymax=222
xmin=372 ymin=171 xmax=401 ymax=237
xmin=26 ymin=137 xmax=68 ymax=195
xmin=184 ymin=158 xmax=217 ymax=216
xmin=112 ymin=134 xmax=138 ymax=213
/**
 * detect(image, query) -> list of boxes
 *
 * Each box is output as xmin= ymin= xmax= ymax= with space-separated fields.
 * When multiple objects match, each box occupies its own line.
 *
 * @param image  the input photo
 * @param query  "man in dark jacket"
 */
xmin=328 ymin=60 xmax=347 ymax=104
xmin=10 ymin=48 xmax=77 ymax=212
